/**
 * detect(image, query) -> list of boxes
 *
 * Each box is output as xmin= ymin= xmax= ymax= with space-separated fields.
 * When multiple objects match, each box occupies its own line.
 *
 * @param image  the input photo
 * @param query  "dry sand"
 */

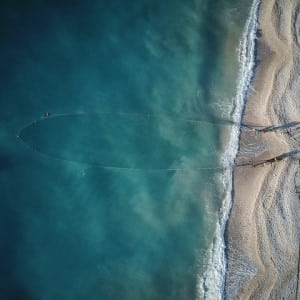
xmin=225 ymin=0 xmax=300 ymax=299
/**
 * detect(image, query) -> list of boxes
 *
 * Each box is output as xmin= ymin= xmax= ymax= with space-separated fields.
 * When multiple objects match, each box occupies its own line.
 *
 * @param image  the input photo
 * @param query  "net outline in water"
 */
xmin=16 ymin=111 xmax=238 ymax=172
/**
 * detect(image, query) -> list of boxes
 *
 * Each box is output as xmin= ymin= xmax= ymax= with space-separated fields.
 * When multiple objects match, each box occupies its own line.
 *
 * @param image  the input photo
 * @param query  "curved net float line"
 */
xmin=15 ymin=110 xmax=288 ymax=142
xmin=16 ymin=111 xmax=228 ymax=172
xmin=16 ymin=136 xmax=225 ymax=172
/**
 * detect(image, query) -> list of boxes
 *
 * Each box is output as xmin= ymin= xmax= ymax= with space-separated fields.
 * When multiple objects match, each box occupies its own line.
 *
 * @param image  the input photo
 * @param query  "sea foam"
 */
xmin=197 ymin=0 xmax=260 ymax=299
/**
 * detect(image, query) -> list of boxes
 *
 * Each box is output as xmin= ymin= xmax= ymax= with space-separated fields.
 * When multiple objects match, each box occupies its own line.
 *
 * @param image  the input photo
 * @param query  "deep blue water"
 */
xmin=0 ymin=1 xmax=251 ymax=299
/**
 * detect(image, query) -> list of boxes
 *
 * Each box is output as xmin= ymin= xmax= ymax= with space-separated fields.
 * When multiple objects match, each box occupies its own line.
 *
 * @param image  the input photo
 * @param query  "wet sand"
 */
xmin=225 ymin=0 xmax=300 ymax=298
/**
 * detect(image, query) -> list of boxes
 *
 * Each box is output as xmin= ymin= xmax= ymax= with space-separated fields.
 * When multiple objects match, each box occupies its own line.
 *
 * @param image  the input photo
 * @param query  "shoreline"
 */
xmin=225 ymin=0 xmax=300 ymax=298
xmin=197 ymin=1 xmax=260 ymax=298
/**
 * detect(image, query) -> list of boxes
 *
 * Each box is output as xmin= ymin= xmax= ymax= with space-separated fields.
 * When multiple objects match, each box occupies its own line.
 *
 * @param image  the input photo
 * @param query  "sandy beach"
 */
xmin=225 ymin=0 xmax=300 ymax=298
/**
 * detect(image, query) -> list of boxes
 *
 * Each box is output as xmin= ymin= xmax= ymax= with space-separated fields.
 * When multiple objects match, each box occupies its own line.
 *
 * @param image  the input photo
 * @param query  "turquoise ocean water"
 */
xmin=0 ymin=1 xmax=253 ymax=299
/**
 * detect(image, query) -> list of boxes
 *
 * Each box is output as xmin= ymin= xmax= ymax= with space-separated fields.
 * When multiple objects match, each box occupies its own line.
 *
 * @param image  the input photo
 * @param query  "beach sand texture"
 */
xmin=225 ymin=0 xmax=300 ymax=299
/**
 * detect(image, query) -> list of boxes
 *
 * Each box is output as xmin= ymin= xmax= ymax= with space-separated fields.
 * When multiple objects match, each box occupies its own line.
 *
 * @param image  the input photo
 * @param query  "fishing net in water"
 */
xmin=17 ymin=112 xmax=234 ymax=171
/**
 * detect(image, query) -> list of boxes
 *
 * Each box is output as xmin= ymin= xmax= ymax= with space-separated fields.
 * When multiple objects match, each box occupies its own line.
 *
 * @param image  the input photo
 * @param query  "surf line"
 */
xmin=196 ymin=0 xmax=261 ymax=298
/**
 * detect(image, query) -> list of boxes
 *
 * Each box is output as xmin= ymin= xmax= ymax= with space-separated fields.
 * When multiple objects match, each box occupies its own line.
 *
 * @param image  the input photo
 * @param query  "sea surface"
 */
xmin=0 ymin=1 xmax=252 ymax=299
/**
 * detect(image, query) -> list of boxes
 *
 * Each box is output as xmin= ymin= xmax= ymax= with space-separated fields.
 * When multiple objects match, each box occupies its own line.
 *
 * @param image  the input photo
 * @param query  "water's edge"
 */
xmin=197 ymin=0 xmax=260 ymax=298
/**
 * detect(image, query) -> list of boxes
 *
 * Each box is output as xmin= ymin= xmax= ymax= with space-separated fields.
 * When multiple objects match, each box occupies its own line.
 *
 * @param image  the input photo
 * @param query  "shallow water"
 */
xmin=0 ymin=1 xmax=251 ymax=299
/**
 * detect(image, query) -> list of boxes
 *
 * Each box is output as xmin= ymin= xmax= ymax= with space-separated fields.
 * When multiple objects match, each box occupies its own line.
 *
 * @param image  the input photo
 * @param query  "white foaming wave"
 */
xmin=197 ymin=0 xmax=261 ymax=299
